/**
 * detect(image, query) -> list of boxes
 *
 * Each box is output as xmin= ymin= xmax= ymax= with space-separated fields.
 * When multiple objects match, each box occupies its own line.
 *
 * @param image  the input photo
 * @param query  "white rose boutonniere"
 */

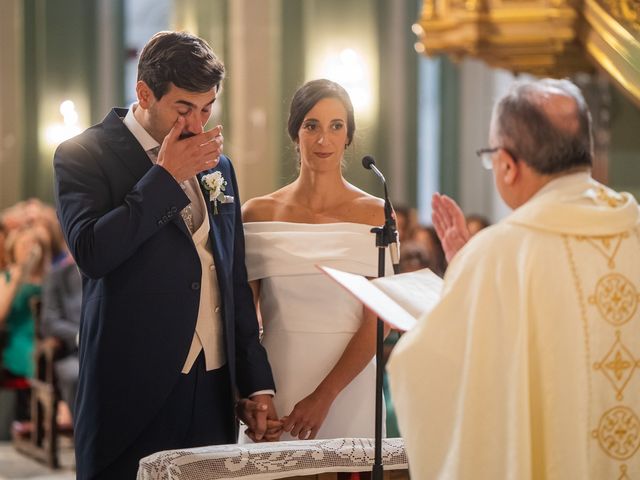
xmin=201 ymin=171 xmax=227 ymax=214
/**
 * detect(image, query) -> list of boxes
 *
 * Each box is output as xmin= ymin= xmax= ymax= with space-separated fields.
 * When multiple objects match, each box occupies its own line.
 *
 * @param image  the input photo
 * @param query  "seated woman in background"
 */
xmin=0 ymin=226 xmax=50 ymax=433
xmin=242 ymin=79 xmax=392 ymax=441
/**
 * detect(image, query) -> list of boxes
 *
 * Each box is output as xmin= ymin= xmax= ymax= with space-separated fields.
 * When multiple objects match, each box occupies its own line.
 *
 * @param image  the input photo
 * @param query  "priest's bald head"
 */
xmin=487 ymin=79 xmax=593 ymax=209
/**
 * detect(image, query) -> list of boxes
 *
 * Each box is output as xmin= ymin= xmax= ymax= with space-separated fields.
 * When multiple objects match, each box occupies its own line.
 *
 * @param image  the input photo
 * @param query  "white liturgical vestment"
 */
xmin=388 ymin=172 xmax=640 ymax=479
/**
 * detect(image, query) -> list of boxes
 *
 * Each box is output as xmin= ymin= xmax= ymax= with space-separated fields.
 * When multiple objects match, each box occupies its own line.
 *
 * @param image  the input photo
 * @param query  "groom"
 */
xmin=54 ymin=31 xmax=276 ymax=479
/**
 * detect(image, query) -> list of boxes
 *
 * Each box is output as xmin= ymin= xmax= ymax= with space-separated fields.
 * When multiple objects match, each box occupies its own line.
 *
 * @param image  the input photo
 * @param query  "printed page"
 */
xmin=318 ymin=266 xmax=443 ymax=331
xmin=371 ymin=268 xmax=442 ymax=320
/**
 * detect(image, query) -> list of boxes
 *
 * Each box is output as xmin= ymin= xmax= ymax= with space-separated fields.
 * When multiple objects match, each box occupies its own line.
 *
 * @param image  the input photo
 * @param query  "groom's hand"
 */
xmin=157 ymin=117 xmax=224 ymax=183
xmin=236 ymin=394 xmax=282 ymax=442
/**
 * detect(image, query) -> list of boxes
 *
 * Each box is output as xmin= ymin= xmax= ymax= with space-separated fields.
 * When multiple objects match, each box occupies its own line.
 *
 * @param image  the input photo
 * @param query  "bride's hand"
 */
xmin=282 ymin=389 xmax=335 ymax=440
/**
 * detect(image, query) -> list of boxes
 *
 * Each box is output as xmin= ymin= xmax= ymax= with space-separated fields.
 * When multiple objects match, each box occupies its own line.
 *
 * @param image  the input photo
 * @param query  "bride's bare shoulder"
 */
xmin=346 ymin=186 xmax=386 ymax=226
xmin=242 ymin=187 xmax=291 ymax=222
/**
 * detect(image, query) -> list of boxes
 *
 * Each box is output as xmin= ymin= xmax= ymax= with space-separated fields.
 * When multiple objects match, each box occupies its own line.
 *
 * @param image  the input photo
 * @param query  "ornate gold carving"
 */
xmin=594 ymin=331 xmax=640 ymax=400
xmin=578 ymin=233 xmax=628 ymax=269
xmin=598 ymin=0 xmax=640 ymax=32
xmin=415 ymin=0 xmax=640 ymax=106
xmin=413 ymin=1 xmax=591 ymax=76
xmin=583 ymin=0 xmax=640 ymax=108
xmin=588 ymin=273 xmax=639 ymax=325
xmin=592 ymin=406 xmax=640 ymax=460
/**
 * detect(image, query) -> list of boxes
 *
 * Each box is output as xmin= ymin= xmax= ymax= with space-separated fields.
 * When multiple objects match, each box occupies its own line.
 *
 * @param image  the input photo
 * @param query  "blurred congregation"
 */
xmin=0 ymin=199 xmax=79 ymax=440
xmin=0 ymin=0 xmax=639 ymax=479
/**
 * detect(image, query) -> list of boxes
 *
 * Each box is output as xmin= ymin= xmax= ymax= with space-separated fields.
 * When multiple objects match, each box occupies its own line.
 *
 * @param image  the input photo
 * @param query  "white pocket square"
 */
xmin=222 ymin=195 xmax=235 ymax=204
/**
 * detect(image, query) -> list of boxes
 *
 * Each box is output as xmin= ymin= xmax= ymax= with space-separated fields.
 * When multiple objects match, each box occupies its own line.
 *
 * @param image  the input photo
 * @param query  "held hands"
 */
xmin=431 ymin=193 xmax=470 ymax=263
xmin=281 ymin=388 xmax=334 ymax=440
xmin=237 ymin=394 xmax=283 ymax=442
xmin=157 ymin=116 xmax=224 ymax=183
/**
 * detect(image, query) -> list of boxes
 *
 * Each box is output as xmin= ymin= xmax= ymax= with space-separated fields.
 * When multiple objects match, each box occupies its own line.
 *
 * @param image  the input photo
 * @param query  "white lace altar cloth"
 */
xmin=137 ymin=438 xmax=407 ymax=480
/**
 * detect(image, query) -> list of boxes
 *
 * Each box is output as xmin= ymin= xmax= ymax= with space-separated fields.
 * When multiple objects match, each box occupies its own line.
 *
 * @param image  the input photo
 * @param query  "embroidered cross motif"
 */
xmin=592 ymin=406 xmax=640 ymax=461
xmin=618 ymin=464 xmax=631 ymax=480
xmin=594 ymin=330 xmax=640 ymax=401
xmin=589 ymin=273 xmax=640 ymax=326
xmin=577 ymin=233 xmax=628 ymax=269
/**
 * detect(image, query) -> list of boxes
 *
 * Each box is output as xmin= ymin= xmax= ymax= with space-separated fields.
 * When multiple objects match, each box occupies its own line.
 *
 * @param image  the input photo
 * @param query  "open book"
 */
xmin=318 ymin=266 xmax=443 ymax=331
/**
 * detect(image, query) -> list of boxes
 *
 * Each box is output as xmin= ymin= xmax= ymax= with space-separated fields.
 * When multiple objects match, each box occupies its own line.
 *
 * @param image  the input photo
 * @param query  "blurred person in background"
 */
xmin=398 ymin=241 xmax=432 ymax=273
xmin=466 ymin=213 xmax=491 ymax=237
xmin=392 ymin=204 xmax=417 ymax=243
xmin=0 ymin=226 xmax=50 ymax=437
xmin=41 ymin=251 xmax=81 ymax=428
xmin=0 ymin=221 xmax=7 ymax=271
xmin=411 ymin=225 xmax=447 ymax=277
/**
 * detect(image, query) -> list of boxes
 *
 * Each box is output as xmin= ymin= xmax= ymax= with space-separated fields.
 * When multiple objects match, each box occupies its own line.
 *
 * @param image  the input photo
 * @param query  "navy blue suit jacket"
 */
xmin=53 ymin=108 xmax=274 ymax=478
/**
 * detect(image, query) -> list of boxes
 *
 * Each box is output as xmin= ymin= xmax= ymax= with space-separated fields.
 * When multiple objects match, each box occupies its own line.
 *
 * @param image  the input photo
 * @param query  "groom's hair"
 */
xmin=137 ymin=31 xmax=225 ymax=100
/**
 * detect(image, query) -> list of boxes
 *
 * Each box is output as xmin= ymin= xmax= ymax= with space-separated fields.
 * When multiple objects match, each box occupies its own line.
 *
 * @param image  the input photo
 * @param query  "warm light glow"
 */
xmin=320 ymin=49 xmax=372 ymax=114
xmin=45 ymin=100 xmax=82 ymax=146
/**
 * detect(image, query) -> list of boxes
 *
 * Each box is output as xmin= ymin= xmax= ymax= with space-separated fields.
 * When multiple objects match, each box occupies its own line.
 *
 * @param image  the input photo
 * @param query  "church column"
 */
xmin=0 ymin=0 xmax=24 ymax=208
xmin=21 ymin=0 xmax=123 ymax=202
xmin=226 ymin=0 xmax=283 ymax=200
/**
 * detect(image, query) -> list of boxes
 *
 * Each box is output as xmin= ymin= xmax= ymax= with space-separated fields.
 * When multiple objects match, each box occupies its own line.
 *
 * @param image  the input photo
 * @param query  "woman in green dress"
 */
xmin=0 ymin=226 xmax=49 ymax=387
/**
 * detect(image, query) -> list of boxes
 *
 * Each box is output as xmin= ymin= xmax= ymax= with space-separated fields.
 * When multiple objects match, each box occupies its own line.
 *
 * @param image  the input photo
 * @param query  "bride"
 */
xmin=242 ymin=79 xmax=391 ymax=441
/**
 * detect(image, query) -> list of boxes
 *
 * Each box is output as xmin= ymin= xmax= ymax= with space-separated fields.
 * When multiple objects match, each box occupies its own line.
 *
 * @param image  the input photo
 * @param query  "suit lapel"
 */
xmin=104 ymin=108 xmax=192 ymax=239
xmin=197 ymin=172 xmax=227 ymax=278
xmin=103 ymin=108 xmax=153 ymax=182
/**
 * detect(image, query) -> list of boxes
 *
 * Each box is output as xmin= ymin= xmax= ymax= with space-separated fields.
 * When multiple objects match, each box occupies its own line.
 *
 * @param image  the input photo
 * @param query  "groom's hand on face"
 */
xmin=237 ymin=395 xmax=282 ymax=442
xmin=157 ymin=117 xmax=224 ymax=183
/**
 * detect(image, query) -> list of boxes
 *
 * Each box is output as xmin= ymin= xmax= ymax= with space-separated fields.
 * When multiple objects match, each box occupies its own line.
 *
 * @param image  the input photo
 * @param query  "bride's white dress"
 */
xmin=242 ymin=221 xmax=391 ymax=441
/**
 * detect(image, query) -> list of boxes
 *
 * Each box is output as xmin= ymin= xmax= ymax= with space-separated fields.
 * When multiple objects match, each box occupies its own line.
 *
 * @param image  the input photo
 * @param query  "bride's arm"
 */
xmin=282 ymin=306 xmax=389 ymax=439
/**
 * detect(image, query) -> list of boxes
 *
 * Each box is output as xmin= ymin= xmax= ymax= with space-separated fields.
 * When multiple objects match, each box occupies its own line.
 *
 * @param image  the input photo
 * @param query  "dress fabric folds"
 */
xmin=243 ymin=221 xmax=390 ymax=441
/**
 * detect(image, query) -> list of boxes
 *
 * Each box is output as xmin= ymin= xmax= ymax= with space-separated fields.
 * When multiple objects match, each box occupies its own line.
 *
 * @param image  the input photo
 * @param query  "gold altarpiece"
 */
xmin=413 ymin=0 xmax=640 ymax=106
xmin=413 ymin=0 xmax=639 ymax=182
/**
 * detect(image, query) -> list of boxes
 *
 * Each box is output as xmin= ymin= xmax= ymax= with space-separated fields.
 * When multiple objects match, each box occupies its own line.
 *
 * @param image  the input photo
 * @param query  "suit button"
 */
xmin=214 ymin=306 xmax=221 ymax=313
xmin=191 ymin=282 xmax=200 ymax=290
xmin=209 ymin=264 xmax=215 ymax=271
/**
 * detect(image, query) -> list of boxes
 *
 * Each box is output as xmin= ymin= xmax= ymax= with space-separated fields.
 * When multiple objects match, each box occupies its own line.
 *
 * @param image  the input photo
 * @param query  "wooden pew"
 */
xmin=12 ymin=297 xmax=67 ymax=469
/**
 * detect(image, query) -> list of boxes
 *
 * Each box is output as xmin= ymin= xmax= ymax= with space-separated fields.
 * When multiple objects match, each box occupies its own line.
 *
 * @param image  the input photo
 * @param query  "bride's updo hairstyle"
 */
xmin=287 ymin=79 xmax=355 ymax=147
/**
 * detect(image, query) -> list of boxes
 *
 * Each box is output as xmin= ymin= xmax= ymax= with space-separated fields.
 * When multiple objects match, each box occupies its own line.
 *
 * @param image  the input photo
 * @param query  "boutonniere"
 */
xmin=201 ymin=171 xmax=227 ymax=214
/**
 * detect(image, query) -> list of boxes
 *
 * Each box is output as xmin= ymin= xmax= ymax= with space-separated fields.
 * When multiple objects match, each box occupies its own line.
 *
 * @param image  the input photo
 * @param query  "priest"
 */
xmin=388 ymin=78 xmax=640 ymax=479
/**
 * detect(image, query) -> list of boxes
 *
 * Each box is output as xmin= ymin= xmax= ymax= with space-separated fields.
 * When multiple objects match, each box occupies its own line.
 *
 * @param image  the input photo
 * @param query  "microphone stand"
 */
xmin=365 ymin=159 xmax=399 ymax=480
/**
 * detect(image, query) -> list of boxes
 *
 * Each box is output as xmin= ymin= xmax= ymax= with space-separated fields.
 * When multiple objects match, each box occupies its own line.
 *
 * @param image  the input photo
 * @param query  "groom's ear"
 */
xmin=136 ymin=81 xmax=154 ymax=109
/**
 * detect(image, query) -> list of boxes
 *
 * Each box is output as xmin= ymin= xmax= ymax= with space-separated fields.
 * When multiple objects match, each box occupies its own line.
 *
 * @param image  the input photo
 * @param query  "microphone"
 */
xmin=362 ymin=156 xmax=400 ymax=274
xmin=362 ymin=155 xmax=385 ymax=183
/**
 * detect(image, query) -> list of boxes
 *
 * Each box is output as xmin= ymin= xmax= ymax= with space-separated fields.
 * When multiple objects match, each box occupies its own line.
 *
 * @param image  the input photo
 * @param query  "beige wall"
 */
xmin=174 ymin=0 xmax=282 ymax=201
xmin=0 ymin=0 xmax=24 ymax=209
